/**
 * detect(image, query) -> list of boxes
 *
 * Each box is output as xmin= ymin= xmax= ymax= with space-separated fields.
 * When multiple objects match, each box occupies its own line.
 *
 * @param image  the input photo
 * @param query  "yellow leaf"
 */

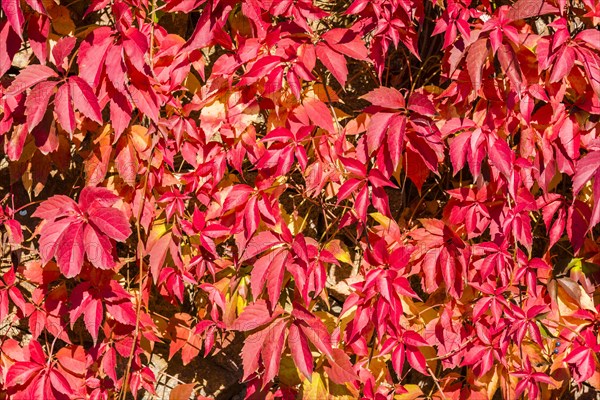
xmin=370 ymin=212 xmax=393 ymax=229
xmin=395 ymin=384 xmax=424 ymax=400
xmin=129 ymin=125 xmax=151 ymax=153
xmin=472 ymin=364 xmax=500 ymax=399
xmin=325 ymin=240 xmax=352 ymax=265
xmin=549 ymin=278 xmax=596 ymax=317
xmin=327 ymin=381 xmax=357 ymax=399
xmin=279 ymin=356 xmax=302 ymax=387
xmin=301 ymin=372 xmax=328 ymax=400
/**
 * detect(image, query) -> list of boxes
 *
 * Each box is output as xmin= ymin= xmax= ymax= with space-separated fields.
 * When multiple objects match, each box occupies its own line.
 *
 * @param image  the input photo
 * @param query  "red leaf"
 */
xmin=52 ymin=36 xmax=77 ymax=71
xmin=101 ymin=347 xmax=117 ymax=383
xmin=293 ymin=305 xmax=334 ymax=359
xmin=489 ymin=139 xmax=513 ymax=177
xmin=567 ymin=200 xmax=591 ymax=252
xmin=336 ymin=178 xmax=363 ymax=203
xmin=289 ymin=323 xmax=313 ymax=380
xmin=324 ymin=349 xmax=359 ymax=384
xmin=240 ymin=231 xmax=282 ymax=262
xmin=406 ymin=346 xmax=428 ymax=375
xmin=106 ymin=301 xmax=136 ymax=325
xmin=56 ymin=222 xmax=86 ymax=278
xmin=83 ymin=224 xmax=115 ymax=270
xmin=55 ymin=83 xmax=75 ymax=134
xmin=84 ymin=298 xmax=103 ymax=343
xmin=109 ymin=88 xmax=133 ymax=140
xmin=565 ymin=346 xmax=596 ymax=383
xmin=573 ymin=150 xmax=600 ymax=195
xmin=223 ymin=185 xmax=254 ymax=210
xmin=466 ymin=38 xmax=489 ymax=91
xmin=366 ymin=112 xmax=396 ymax=154
xmin=26 ymin=81 xmax=57 ymax=132
xmin=549 ymin=46 xmax=575 ymax=82
xmin=230 ymin=300 xmax=282 ymax=331
xmin=361 ymin=87 xmax=405 ymax=109
xmin=77 ymin=26 xmax=112 ymax=87
xmin=0 ymin=20 xmax=20 ymax=76
xmin=303 ymin=99 xmax=335 ymax=133
xmin=322 ymin=28 xmax=368 ymax=60
xmin=1 ymin=0 xmax=24 ymax=38
xmin=25 ymin=15 xmax=50 ymax=66
xmin=387 ymin=114 xmax=407 ymax=169
xmin=265 ymin=249 xmax=288 ymax=308
xmin=128 ymin=83 xmax=160 ymax=123
xmin=88 ymin=207 xmax=131 ymax=242
xmin=507 ymin=0 xmax=559 ymax=20
xmin=4 ymin=219 xmax=23 ymax=244
xmin=240 ymin=56 xmax=282 ymax=85
xmin=69 ymin=76 xmax=103 ymax=123
xmin=241 ymin=330 xmax=266 ymax=382
xmin=497 ymin=43 xmax=523 ymax=90
xmin=407 ymin=93 xmax=436 ymax=116
xmin=6 ymin=362 xmax=43 ymax=387
xmin=79 ymin=186 xmax=120 ymax=210
xmin=123 ymin=27 xmax=149 ymax=71
xmin=7 ymin=65 xmax=58 ymax=96
xmin=316 ymin=42 xmax=348 ymax=86
xmin=49 ymin=368 xmax=73 ymax=395
xmin=38 ymin=217 xmax=73 ymax=264
xmin=260 ymin=318 xmax=287 ymax=384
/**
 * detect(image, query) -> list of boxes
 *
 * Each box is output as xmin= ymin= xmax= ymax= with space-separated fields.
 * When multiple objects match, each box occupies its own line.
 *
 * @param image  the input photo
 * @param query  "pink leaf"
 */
xmin=336 ymin=178 xmax=363 ymax=203
xmin=56 ymin=222 xmax=85 ymax=278
xmin=361 ymin=87 xmax=405 ymax=109
xmin=0 ymin=20 xmax=20 ymax=76
xmin=260 ymin=319 xmax=287 ymax=384
xmin=88 ymin=207 xmax=131 ymax=242
xmin=366 ymin=112 xmax=395 ymax=154
xmin=69 ymin=76 xmax=103 ymax=123
xmin=466 ymin=38 xmax=488 ymax=91
xmin=573 ymin=150 xmax=600 ymax=195
xmin=49 ymin=369 xmax=73 ymax=395
xmin=52 ymin=36 xmax=77 ymax=70
xmin=6 ymin=362 xmax=43 ymax=388
xmin=83 ymin=224 xmax=115 ymax=270
xmin=322 ymin=28 xmax=368 ymax=60
xmin=79 ymin=187 xmax=120 ymax=210
xmin=106 ymin=301 xmax=136 ymax=325
xmin=84 ymin=298 xmax=103 ymax=343
xmin=316 ymin=42 xmax=348 ymax=86
xmin=289 ymin=323 xmax=313 ymax=380
xmin=7 ymin=65 xmax=58 ymax=96
xmin=324 ymin=349 xmax=359 ymax=384
xmin=303 ymin=99 xmax=335 ymax=133
xmin=38 ymin=217 xmax=74 ymax=264
xmin=26 ymin=81 xmax=57 ymax=132
xmin=1 ymin=0 xmax=24 ymax=38
xmin=230 ymin=300 xmax=282 ymax=331
xmin=54 ymin=83 xmax=75 ymax=134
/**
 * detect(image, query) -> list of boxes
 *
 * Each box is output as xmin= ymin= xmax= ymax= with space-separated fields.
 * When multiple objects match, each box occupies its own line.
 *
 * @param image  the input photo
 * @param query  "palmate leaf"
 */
xmin=33 ymin=187 xmax=131 ymax=277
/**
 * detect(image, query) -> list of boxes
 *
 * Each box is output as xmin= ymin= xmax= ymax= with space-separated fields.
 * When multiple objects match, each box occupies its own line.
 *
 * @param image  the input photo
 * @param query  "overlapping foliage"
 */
xmin=1 ymin=0 xmax=600 ymax=398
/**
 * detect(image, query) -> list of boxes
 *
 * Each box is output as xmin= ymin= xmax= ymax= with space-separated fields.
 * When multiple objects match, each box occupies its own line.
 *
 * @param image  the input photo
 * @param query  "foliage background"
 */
xmin=1 ymin=0 xmax=600 ymax=398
